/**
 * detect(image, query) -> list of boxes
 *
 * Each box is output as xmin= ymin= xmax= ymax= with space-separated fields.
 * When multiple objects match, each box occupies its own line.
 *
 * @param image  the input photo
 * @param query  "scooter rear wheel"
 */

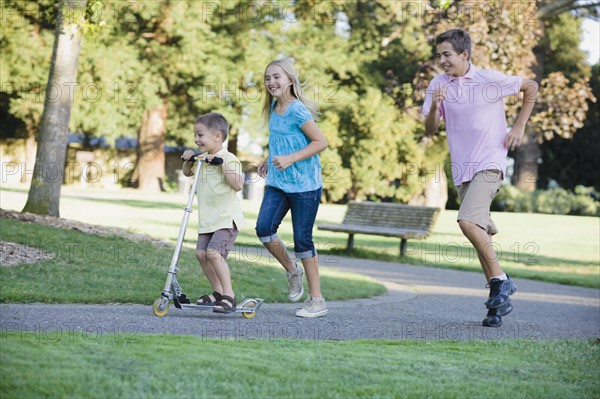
xmin=152 ymin=298 xmax=170 ymax=317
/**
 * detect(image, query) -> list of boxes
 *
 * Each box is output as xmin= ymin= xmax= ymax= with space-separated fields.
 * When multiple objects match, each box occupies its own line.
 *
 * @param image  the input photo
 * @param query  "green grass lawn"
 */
xmin=316 ymin=208 xmax=600 ymax=288
xmin=0 ymin=217 xmax=384 ymax=304
xmin=1 ymin=333 xmax=598 ymax=398
xmin=1 ymin=185 xmax=599 ymax=398
xmin=2 ymin=184 xmax=599 ymax=288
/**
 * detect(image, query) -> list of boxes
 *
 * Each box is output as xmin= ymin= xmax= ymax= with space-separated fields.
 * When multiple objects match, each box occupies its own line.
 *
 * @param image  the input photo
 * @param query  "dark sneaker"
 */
xmin=496 ymin=299 xmax=513 ymax=317
xmin=482 ymin=307 xmax=502 ymax=327
xmin=485 ymin=276 xmax=516 ymax=309
xmin=508 ymin=275 xmax=517 ymax=295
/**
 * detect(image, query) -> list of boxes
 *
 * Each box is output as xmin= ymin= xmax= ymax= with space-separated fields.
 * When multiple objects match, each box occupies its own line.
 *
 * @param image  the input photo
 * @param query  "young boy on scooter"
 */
xmin=181 ymin=112 xmax=245 ymax=313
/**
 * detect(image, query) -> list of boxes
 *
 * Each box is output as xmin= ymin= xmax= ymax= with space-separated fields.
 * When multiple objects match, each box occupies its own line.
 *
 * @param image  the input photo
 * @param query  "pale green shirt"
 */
xmin=195 ymin=148 xmax=245 ymax=234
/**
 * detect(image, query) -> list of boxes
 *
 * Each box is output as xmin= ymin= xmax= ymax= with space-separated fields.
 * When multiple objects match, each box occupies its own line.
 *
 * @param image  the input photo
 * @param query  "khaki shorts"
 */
xmin=457 ymin=170 xmax=503 ymax=235
xmin=196 ymin=224 xmax=239 ymax=260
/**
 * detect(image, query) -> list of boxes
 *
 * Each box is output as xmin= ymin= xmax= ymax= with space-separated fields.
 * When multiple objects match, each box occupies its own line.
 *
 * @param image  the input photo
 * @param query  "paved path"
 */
xmin=1 ymin=253 xmax=599 ymax=342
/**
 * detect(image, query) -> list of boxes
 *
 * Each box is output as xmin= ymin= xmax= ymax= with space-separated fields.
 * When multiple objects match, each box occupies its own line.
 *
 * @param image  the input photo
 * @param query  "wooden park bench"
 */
xmin=318 ymin=201 xmax=441 ymax=257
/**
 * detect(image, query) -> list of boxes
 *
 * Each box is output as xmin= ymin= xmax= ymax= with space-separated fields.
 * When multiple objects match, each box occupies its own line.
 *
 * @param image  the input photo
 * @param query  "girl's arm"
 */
xmin=272 ymin=120 xmax=328 ymax=171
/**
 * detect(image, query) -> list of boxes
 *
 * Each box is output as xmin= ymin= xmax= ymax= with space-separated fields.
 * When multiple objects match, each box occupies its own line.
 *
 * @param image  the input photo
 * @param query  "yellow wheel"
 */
xmin=241 ymin=300 xmax=257 ymax=319
xmin=152 ymin=298 xmax=170 ymax=317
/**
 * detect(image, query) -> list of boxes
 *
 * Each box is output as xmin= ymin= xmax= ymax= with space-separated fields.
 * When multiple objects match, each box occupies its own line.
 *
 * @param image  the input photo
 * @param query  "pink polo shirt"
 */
xmin=423 ymin=64 xmax=523 ymax=186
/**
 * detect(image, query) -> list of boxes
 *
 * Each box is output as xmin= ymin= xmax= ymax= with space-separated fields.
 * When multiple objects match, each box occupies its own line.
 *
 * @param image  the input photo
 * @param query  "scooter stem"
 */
xmin=161 ymin=160 xmax=204 ymax=294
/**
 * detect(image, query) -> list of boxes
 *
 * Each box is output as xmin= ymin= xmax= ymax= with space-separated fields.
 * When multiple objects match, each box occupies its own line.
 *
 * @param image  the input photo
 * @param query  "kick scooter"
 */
xmin=152 ymin=154 xmax=263 ymax=319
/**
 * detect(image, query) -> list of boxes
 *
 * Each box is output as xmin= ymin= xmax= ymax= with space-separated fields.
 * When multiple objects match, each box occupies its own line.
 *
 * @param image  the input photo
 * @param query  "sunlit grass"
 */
xmin=1 ymin=333 xmax=598 ymax=399
xmin=2 ymin=184 xmax=599 ymax=288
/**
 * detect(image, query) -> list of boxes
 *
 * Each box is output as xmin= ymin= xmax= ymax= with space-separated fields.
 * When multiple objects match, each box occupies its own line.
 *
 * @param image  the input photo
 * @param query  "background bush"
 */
xmin=492 ymin=185 xmax=599 ymax=216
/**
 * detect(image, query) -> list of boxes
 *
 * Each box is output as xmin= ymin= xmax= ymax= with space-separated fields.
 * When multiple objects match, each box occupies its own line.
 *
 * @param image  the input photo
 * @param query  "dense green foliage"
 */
xmin=1 ymin=0 xmax=597 ymax=203
xmin=539 ymin=63 xmax=600 ymax=191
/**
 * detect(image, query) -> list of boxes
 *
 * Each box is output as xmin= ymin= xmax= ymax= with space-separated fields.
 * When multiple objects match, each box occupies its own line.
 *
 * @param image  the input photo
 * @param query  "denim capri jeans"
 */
xmin=255 ymin=186 xmax=322 ymax=259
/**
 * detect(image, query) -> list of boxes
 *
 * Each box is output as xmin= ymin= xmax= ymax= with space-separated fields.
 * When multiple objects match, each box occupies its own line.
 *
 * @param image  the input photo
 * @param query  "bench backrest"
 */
xmin=343 ymin=201 xmax=440 ymax=233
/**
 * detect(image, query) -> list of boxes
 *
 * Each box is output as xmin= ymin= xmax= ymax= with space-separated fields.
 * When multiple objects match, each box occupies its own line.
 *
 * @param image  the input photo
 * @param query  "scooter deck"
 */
xmin=173 ymin=294 xmax=264 ymax=314
xmin=179 ymin=302 xmax=263 ymax=314
xmin=154 ymin=295 xmax=264 ymax=318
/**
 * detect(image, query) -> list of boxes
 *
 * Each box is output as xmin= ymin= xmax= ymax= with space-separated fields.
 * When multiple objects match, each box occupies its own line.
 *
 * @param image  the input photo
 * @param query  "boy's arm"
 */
xmin=221 ymin=161 xmax=244 ymax=192
xmin=424 ymin=109 xmax=440 ymax=136
xmin=504 ymin=79 xmax=538 ymax=150
xmin=424 ymin=85 xmax=446 ymax=136
xmin=203 ymin=153 xmax=244 ymax=192
xmin=181 ymin=150 xmax=196 ymax=176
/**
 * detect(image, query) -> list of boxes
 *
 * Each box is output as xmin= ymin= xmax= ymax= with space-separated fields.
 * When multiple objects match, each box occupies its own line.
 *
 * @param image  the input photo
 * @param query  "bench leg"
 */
xmin=400 ymin=238 xmax=407 ymax=258
xmin=347 ymin=234 xmax=355 ymax=252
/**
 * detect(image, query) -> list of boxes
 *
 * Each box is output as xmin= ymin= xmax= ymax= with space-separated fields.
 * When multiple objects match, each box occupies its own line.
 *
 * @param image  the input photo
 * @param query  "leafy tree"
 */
xmin=538 ymin=0 xmax=600 ymax=20
xmin=1 ymin=0 xmax=144 ymax=152
xmin=6 ymin=0 xmax=595 ymax=210
xmin=105 ymin=0 xmax=283 ymax=192
xmin=538 ymin=62 xmax=600 ymax=190
xmin=537 ymin=12 xmax=591 ymax=80
xmin=71 ymin=13 xmax=146 ymax=141
xmin=0 ymin=0 xmax=57 ymax=173
xmin=323 ymin=0 xmax=445 ymax=204
xmin=413 ymin=0 xmax=595 ymax=193
xmin=517 ymin=3 xmax=596 ymax=191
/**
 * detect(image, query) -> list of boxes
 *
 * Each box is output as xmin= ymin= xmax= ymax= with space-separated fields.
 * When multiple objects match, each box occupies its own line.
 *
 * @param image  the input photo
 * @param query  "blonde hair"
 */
xmin=261 ymin=58 xmax=321 ymax=126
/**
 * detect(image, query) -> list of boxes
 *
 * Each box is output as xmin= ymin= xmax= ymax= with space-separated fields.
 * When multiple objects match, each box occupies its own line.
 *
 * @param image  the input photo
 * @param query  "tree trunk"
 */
xmin=424 ymin=171 xmax=448 ymax=209
xmin=22 ymin=121 xmax=37 ymax=183
xmin=136 ymin=101 xmax=167 ymax=192
xmin=409 ymin=168 xmax=448 ymax=209
xmin=511 ymin=129 xmax=541 ymax=192
xmin=227 ymin=128 xmax=237 ymax=154
xmin=22 ymin=0 xmax=87 ymax=216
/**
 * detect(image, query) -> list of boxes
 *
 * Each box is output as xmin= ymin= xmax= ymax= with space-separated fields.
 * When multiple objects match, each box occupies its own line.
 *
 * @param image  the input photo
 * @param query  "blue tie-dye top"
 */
xmin=266 ymin=100 xmax=323 ymax=193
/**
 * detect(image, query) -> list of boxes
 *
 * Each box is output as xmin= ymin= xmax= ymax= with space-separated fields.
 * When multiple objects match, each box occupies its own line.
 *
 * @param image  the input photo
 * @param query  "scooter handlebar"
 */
xmin=207 ymin=157 xmax=224 ymax=165
xmin=181 ymin=155 xmax=223 ymax=165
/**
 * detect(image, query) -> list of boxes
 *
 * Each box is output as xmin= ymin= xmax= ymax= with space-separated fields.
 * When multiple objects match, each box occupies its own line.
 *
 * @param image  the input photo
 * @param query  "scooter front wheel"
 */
xmin=241 ymin=299 xmax=258 ymax=319
xmin=152 ymin=297 xmax=170 ymax=317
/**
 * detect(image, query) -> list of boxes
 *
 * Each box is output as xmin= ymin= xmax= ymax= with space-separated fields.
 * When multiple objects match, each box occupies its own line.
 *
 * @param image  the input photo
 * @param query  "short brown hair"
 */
xmin=436 ymin=28 xmax=471 ymax=61
xmin=194 ymin=112 xmax=230 ymax=141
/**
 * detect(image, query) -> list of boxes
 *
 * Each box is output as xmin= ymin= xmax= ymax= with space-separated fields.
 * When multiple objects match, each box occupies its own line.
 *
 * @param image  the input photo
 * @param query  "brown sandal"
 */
xmin=213 ymin=295 xmax=236 ymax=314
xmin=196 ymin=291 xmax=223 ymax=305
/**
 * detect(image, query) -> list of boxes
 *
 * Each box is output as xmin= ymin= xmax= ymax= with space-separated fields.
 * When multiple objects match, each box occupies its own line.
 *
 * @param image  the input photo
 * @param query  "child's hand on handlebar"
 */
xmin=181 ymin=150 xmax=196 ymax=162
xmin=205 ymin=154 xmax=224 ymax=165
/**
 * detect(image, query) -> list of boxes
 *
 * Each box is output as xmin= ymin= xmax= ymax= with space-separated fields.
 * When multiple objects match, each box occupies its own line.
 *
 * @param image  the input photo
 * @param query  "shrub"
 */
xmin=569 ymin=195 xmax=598 ymax=216
xmin=491 ymin=185 xmax=598 ymax=216
xmin=534 ymin=188 xmax=573 ymax=215
xmin=493 ymin=185 xmax=533 ymax=213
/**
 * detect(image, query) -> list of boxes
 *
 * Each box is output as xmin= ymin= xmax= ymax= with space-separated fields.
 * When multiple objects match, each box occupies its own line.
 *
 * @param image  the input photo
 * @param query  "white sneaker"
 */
xmin=287 ymin=265 xmax=304 ymax=302
xmin=296 ymin=295 xmax=328 ymax=318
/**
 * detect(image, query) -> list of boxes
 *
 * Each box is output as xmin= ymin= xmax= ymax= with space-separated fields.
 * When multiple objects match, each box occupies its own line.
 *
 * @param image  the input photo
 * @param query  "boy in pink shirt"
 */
xmin=423 ymin=29 xmax=538 ymax=327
